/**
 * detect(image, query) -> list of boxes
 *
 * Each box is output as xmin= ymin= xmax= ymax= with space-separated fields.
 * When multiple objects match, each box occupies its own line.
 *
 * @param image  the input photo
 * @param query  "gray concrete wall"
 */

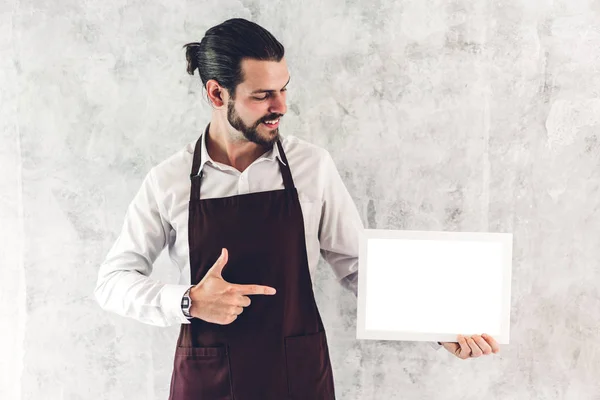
xmin=1 ymin=0 xmax=599 ymax=399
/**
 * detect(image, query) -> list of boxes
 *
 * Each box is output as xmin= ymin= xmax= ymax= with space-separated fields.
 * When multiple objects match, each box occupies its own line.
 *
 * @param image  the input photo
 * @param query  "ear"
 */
xmin=205 ymin=79 xmax=227 ymax=108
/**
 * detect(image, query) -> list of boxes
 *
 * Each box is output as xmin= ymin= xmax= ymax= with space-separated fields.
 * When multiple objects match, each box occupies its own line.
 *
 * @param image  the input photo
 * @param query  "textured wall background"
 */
xmin=2 ymin=0 xmax=599 ymax=399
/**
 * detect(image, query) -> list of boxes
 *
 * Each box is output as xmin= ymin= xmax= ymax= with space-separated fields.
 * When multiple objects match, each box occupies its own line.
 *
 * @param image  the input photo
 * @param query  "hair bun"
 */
xmin=183 ymin=42 xmax=202 ymax=75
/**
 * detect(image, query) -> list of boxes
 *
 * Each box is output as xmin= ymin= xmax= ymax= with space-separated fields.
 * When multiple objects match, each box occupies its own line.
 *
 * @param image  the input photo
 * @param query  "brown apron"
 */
xmin=168 ymin=132 xmax=336 ymax=400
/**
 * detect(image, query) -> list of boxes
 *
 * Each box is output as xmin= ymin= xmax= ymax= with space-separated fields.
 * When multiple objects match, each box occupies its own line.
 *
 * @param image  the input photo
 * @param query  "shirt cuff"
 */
xmin=160 ymin=284 xmax=194 ymax=325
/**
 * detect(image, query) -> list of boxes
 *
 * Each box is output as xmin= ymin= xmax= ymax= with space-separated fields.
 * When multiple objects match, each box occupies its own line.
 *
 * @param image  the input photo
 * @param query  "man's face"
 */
xmin=226 ymin=57 xmax=289 ymax=147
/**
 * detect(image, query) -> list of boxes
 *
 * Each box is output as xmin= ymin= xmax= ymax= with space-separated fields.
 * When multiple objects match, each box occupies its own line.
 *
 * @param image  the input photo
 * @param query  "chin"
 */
xmin=260 ymin=127 xmax=280 ymax=140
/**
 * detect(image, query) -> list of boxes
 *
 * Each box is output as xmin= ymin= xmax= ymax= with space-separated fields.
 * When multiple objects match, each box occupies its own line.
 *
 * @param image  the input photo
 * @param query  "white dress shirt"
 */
xmin=94 ymin=131 xmax=363 ymax=326
xmin=93 ymin=130 xmax=441 ymax=350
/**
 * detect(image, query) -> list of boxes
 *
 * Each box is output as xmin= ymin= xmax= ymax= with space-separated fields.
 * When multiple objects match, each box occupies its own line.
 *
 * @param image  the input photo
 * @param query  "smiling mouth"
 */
xmin=262 ymin=118 xmax=280 ymax=128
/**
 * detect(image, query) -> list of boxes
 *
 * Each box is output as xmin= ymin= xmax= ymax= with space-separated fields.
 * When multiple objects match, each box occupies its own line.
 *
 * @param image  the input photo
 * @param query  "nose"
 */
xmin=268 ymin=93 xmax=287 ymax=116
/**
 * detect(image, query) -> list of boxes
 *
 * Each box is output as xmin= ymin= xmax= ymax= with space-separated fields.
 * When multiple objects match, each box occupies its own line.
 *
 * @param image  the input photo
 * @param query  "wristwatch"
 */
xmin=181 ymin=287 xmax=193 ymax=319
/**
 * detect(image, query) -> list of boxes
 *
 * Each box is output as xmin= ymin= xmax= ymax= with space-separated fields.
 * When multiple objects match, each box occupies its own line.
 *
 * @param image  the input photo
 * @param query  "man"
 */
xmin=94 ymin=18 xmax=500 ymax=400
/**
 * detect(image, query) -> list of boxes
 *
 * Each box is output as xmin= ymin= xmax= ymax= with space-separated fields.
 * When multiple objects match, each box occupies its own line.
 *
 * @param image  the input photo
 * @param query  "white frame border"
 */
xmin=356 ymin=229 xmax=512 ymax=344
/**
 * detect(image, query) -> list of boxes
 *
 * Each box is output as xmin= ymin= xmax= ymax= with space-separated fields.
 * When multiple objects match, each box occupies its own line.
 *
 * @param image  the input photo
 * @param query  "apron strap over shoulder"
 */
xmin=189 ymin=129 xmax=205 ymax=201
xmin=276 ymin=139 xmax=295 ymax=190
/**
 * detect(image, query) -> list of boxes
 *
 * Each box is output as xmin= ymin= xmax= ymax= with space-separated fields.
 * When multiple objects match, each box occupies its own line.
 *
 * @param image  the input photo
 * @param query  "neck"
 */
xmin=205 ymin=117 xmax=269 ymax=173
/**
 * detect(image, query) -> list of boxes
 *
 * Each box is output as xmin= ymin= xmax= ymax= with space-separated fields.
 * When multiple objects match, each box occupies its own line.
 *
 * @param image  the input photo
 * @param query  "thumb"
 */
xmin=206 ymin=248 xmax=228 ymax=278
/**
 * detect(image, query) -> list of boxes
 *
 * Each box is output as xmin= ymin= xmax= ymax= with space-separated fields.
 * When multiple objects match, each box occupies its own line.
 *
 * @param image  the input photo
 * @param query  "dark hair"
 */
xmin=183 ymin=18 xmax=285 ymax=100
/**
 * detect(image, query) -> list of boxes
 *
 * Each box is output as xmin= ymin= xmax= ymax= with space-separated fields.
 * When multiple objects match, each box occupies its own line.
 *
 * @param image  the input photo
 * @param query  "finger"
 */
xmin=467 ymin=337 xmax=483 ymax=357
xmin=207 ymin=248 xmax=228 ymax=278
xmin=230 ymin=283 xmax=276 ymax=296
xmin=221 ymin=293 xmax=252 ymax=308
xmin=227 ymin=293 xmax=251 ymax=307
xmin=482 ymin=333 xmax=501 ymax=354
xmin=229 ymin=306 xmax=244 ymax=316
xmin=472 ymin=335 xmax=493 ymax=355
xmin=442 ymin=342 xmax=459 ymax=355
xmin=235 ymin=295 xmax=252 ymax=308
xmin=457 ymin=335 xmax=471 ymax=359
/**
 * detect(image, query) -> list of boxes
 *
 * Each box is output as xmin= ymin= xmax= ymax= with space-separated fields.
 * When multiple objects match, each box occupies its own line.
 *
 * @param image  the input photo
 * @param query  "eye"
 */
xmin=253 ymin=89 xmax=287 ymax=101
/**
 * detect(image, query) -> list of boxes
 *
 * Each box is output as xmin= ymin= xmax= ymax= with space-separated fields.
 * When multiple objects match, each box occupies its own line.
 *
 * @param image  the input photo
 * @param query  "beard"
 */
xmin=227 ymin=99 xmax=282 ymax=147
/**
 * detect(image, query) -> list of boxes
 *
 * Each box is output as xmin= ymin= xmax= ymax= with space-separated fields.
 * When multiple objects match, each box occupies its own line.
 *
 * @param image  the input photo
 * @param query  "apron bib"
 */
xmin=168 ymin=132 xmax=336 ymax=400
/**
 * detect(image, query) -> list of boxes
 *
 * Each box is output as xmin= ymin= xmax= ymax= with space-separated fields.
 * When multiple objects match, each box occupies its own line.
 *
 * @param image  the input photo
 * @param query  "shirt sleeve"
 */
xmin=318 ymin=150 xmax=364 ymax=282
xmin=340 ymin=270 xmax=359 ymax=295
xmin=93 ymin=168 xmax=192 ymax=327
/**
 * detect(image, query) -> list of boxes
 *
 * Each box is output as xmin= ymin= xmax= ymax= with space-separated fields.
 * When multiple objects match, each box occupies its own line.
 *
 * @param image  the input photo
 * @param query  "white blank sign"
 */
xmin=356 ymin=229 xmax=512 ymax=344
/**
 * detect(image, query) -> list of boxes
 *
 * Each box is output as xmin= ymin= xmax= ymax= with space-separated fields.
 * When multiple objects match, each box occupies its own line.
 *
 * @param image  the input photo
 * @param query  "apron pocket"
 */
xmin=170 ymin=345 xmax=233 ymax=400
xmin=284 ymin=331 xmax=335 ymax=399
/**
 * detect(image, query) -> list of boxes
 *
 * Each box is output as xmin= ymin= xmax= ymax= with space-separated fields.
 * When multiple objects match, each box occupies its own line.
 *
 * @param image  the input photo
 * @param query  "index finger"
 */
xmin=230 ymin=283 xmax=277 ymax=296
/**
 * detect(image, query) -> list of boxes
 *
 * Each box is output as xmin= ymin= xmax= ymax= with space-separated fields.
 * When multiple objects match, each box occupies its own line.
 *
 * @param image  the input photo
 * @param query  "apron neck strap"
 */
xmin=189 ymin=130 xmax=205 ymax=201
xmin=189 ymin=129 xmax=296 ymax=201
xmin=276 ymin=139 xmax=295 ymax=190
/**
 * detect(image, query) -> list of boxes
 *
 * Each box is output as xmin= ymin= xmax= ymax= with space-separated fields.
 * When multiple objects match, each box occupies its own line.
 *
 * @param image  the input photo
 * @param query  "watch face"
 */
xmin=182 ymin=298 xmax=190 ymax=307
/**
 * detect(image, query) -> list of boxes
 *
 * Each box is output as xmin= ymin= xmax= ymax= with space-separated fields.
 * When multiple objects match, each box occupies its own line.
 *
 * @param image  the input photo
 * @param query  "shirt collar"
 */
xmin=198 ymin=123 xmax=287 ymax=171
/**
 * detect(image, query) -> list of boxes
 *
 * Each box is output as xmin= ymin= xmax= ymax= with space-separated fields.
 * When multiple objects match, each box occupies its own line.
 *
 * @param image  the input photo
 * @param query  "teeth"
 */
xmin=264 ymin=119 xmax=279 ymax=124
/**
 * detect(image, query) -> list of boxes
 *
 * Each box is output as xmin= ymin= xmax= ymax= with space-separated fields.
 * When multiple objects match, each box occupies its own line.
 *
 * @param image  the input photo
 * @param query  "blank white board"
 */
xmin=356 ymin=229 xmax=512 ymax=344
